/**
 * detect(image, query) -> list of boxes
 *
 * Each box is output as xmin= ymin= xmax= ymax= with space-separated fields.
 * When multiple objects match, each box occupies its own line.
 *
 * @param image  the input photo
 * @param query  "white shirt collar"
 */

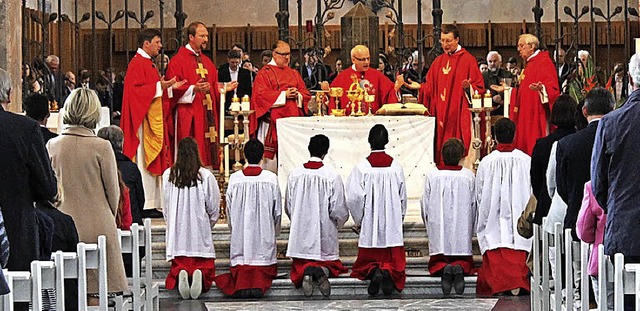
xmin=309 ymin=157 xmax=323 ymax=162
xmin=185 ymin=43 xmax=199 ymax=55
xmin=371 ymin=149 xmax=385 ymax=153
xmin=268 ymin=59 xmax=277 ymax=66
xmin=527 ymin=49 xmax=541 ymax=62
xmin=247 ymin=164 xmax=261 ymax=167
xmin=589 ymin=117 xmax=602 ymax=124
xmin=136 ymin=48 xmax=151 ymax=59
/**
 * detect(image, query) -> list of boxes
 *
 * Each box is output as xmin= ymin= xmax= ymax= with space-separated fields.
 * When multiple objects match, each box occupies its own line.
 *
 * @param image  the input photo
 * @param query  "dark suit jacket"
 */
xmin=39 ymin=125 xmax=58 ymax=144
xmin=556 ymin=120 xmax=600 ymax=239
xmin=218 ymin=63 xmax=253 ymax=110
xmin=116 ymin=152 xmax=144 ymax=225
xmin=530 ymin=127 xmax=575 ymax=225
xmin=301 ymin=63 xmax=331 ymax=90
xmin=0 ymin=106 xmax=57 ymax=271
xmin=592 ymin=90 xmax=640 ymax=256
xmin=557 ymin=62 xmax=574 ymax=91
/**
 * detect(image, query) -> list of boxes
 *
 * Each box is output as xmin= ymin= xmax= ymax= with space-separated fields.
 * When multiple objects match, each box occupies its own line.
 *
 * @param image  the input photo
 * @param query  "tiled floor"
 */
xmin=159 ymin=296 xmax=530 ymax=311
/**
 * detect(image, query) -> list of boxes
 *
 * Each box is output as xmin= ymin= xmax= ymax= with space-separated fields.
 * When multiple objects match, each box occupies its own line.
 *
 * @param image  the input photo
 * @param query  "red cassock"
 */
xmin=250 ymin=64 xmax=310 ymax=159
xmin=419 ymin=48 xmax=484 ymax=166
xmin=165 ymin=257 xmax=216 ymax=293
xmin=512 ymin=50 xmax=560 ymax=155
xmin=120 ymin=53 xmax=173 ymax=175
xmin=165 ymin=46 xmax=221 ymax=167
xmin=214 ymin=264 xmax=278 ymax=295
xmin=476 ymin=248 xmax=530 ymax=295
xmin=350 ymin=246 xmax=407 ymax=292
xmin=428 ymin=254 xmax=475 ymax=276
xmin=289 ymin=258 xmax=348 ymax=288
xmin=328 ymin=67 xmax=399 ymax=115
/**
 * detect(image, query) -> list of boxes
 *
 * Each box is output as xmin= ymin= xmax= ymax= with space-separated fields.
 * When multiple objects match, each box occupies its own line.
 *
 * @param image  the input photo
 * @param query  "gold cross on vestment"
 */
xmin=442 ymin=60 xmax=451 ymax=75
xmin=196 ymin=63 xmax=208 ymax=78
xmin=205 ymin=126 xmax=218 ymax=143
xmin=203 ymin=94 xmax=213 ymax=110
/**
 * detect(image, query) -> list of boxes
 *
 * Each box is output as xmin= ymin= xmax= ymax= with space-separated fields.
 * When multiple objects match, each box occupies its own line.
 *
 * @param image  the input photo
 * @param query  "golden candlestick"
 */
xmin=329 ymin=87 xmax=345 ymax=116
xmin=314 ymin=91 xmax=329 ymax=116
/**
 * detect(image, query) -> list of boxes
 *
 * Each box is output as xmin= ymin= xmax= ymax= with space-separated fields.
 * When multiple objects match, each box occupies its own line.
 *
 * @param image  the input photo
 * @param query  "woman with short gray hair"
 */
xmin=47 ymin=88 xmax=128 ymax=304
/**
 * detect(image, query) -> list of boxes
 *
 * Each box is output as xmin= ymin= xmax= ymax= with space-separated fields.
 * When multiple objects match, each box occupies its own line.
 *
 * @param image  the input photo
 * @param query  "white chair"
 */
xmin=1 ymin=270 xmax=31 ymax=310
xmin=531 ymin=222 xmax=541 ymax=311
xmin=549 ymin=222 xmax=563 ymax=311
xmin=53 ymin=250 xmax=78 ymax=310
xmin=118 ymin=224 xmax=143 ymax=311
xmin=580 ymin=241 xmax=590 ymax=311
xmin=533 ymin=218 xmax=552 ymax=311
xmin=30 ymin=260 xmax=58 ymax=311
xmin=564 ymin=228 xmax=574 ymax=311
xmin=142 ymin=218 xmax=159 ymax=311
xmin=78 ymin=235 xmax=109 ymax=311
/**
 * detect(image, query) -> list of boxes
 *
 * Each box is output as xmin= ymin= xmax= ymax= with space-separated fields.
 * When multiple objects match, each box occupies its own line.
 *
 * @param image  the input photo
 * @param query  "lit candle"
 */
xmin=503 ymin=87 xmax=511 ymax=118
xmin=224 ymin=137 xmax=230 ymax=179
xmin=472 ymin=90 xmax=482 ymax=109
xmin=219 ymin=83 xmax=226 ymax=144
xmin=241 ymin=95 xmax=250 ymax=111
xmin=231 ymin=95 xmax=240 ymax=112
xmin=636 ymin=38 xmax=640 ymax=56
xmin=483 ymin=90 xmax=492 ymax=108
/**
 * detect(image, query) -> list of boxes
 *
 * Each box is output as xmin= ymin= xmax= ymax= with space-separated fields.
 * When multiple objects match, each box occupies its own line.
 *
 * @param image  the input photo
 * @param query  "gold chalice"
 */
xmin=329 ymin=87 xmax=345 ymax=116
xmin=364 ymin=94 xmax=375 ymax=116
xmin=346 ymin=90 xmax=362 ymax=116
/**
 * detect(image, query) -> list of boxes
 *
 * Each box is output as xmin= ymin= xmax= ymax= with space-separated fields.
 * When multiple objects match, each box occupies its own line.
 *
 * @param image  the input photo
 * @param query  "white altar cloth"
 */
xmin=277 ymin=116 xmax=436 ymax=223
xmin=46 ymin=106 xmax=111 ymax=133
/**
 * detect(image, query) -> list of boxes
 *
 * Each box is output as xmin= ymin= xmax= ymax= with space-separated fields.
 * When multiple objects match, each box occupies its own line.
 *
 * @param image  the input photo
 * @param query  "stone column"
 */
xmin=0 ymin=0 xmax=23 ymax=112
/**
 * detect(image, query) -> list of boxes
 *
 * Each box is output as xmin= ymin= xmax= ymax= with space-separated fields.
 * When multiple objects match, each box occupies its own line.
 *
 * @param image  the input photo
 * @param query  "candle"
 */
xmin=241 ymin=95 xmax=250 ymax=111
xmin=219 ymin=82 xmax=226 ymax=144
xmin=503 ymin=87 xmax=511 ymax=118
xmin=636 ymin=38 xmax=640 ymax=56
xmin=231 ymin=95 xmax=240 ymax=111
xmin=224 ymin=137 xmax=230 ymax=179
xmin=472 ymin=90 xmax=482 ymax=109
xmin=483 ymin=90 xmax=492 ymax=108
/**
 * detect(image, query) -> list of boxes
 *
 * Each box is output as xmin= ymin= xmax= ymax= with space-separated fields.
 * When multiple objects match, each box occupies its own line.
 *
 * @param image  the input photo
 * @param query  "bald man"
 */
xmin=250 ymin=40 xmax=311 ymax=171
xmin=323 ymin=45 xmax=401 ymax=115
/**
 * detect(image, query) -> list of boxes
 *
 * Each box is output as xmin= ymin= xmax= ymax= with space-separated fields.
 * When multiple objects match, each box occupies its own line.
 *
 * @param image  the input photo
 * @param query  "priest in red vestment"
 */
xmin=323 ymin=45 xmax=401 ymax=115
xmin=250 ymin=40 xmax=310 ymax=169
xmin=165 ymin=22 xmax=235 ymax=167
xmin=121 ymin=28 xmax=185 ymax=210
xmin=409 ymin=25 xmax=484 ymax=166
xmin=511 ymin=34 xmax=560 ymax=155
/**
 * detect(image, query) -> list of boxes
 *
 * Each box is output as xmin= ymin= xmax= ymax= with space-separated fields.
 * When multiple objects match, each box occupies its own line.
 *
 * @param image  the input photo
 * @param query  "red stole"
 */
xmin=250 ymin=64 xmax=311 ymax=159
xmin=165 ymin=46 xmax=221 ymax=167
xmin=512 ymin=50 xmax=560 ymax=155
xmin=242 ymin=166 xmax=263 ymax=176
xmin=329 ymin=67 xmax=399 ymax=115
xmin=367 ymin=151 xmax=393 ymax=167
xmin=303 ymin=161 xmax=324 ymax=169
xmin=121 ymin=53 xmax=172 ymax=175
xmin=496 ymin=143 xmax=516 ymax=152
xmin=418 ymin=48 xmax=485 ymax=166
xmin=438 ymin=165 xmax=463 ymax=171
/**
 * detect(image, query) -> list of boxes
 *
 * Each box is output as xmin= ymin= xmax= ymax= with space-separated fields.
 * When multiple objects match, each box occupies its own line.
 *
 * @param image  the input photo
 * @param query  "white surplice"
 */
xmin=162 ymin=167 xmax=220 ymax=260
xmin=421 ymin=167 xmax=476 ymax=256
xmin=346 ymin=157 xmax=407 ymax=248
xmin=285 ymin=158 xmax=349 ymax=261
xmin=226 ymin=167 xmax=282 ymax=266
xmin=476 ymin=149 xmax=532 ymax=254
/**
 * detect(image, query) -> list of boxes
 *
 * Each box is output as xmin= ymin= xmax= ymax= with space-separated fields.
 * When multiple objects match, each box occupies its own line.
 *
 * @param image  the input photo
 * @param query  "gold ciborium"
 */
xmin=329 ymin=87 xmax=345 ymax=116
xmin=347 ymin=74 xmax=365 ymax=116
xmin=364 ymin=93 xmax=375 ymax=116
xmin=314 ymin=91 xmax=329 ymax=116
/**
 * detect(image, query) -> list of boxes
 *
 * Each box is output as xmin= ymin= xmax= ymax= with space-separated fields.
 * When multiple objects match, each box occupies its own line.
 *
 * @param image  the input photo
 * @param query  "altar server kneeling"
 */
xmin=347 ymin=124 xmax=407 ymax=296
xmin=475 ymin=118 xmax=532 ymax=295
xmin=421 ymin=138 xmax=476 ymax=295
xmin=215 ymin=139 xmax=282 ymax=298
xmin=286 ymin=134 xmax=350 ymax=297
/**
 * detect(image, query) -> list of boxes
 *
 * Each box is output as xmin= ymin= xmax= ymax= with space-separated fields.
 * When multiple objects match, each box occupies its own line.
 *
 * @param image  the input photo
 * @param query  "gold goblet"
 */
xmin=346 ymin=90 xmax=361 ymax=116
xmin=329 ymin=87 xmax=345 ymax=116
xmin=364 ymin=94 xmax=375 ymax=116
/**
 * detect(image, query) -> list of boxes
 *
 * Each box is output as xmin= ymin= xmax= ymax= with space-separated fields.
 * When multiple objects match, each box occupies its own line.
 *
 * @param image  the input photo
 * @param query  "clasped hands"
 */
xmin=285 ymin=87 xmax=299 ymax=99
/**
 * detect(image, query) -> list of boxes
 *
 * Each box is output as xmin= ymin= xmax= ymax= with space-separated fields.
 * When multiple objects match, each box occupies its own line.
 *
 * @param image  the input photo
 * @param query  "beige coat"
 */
xmin=47 ymin=126 xmax=128 ymax=294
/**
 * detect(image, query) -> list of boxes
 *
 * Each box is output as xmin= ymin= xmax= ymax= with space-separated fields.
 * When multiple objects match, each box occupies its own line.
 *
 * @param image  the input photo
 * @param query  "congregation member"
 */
xmin=46 ymin=88 xmax=128 ymax=304
xmin=250 ymin=40 xmax=310 ymax=172
xmin=556 ymin=88 xmax=613 ymax=307
xmin=0 ymin=68 xmax=58 ymax=306
xmin=325 ymin=45 xmax=401 ymax=115
xmin=216 ymin=139 xmax=282 ymax=298
xmin=347 ymin=124 xmax=407 ymax=296
xmin=506 ymin=57 xmax=520 ymax=76
xmin=285 ymin=134 xmax=349 ymax=297
xmin=163 ymin=137 xmax=220 ymax=300
xmin=408 ymin=24 xmax=485 ymax=166
xmin=166 ymin=21 xmax=236 ymax=168
xmin=24 ymin=93 xmax=58 ymax=143
xmin=512 ymin=34 xmax=560 ymax=155
xmin=218 ymin=49 xmax=250 ymax=110
xmin=592 ymin=53 xmax=640 ymax=311
xmin=121 ymin=28 xmax=184 ymax=213
xmin=555 ymin=48 xmax=572 ymax=89
xmin=530 ymin=95 xmax=577 ymax=225
xmin=483 ymin=51 xmax=514 ymax=116
xmin=421 ymin=138 xmax=476 ymax=295
xmin=475 ymin=118 xmax=531 ymax=296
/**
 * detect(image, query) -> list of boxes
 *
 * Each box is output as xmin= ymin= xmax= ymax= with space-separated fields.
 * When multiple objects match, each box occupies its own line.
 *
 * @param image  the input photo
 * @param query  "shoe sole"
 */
xmin=190 ymin=269 xmax=203 ymax=299
xmin=452 ymin=265 xmax=465 ymax=295
xmin=302 ymin=275 xmax=314 ymax=297
xmin=178 ymin=270 xmax=190 ymax=300
xmin=441 ymin=265 xmax=453 ymax=295
xmin=381 ymin=270 xmax=394 ymax=295
xmin=317 ymin=275 xmax=331 ymax=297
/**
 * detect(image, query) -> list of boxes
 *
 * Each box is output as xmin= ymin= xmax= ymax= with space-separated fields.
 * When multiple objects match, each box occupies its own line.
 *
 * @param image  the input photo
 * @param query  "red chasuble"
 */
xmin=418 ymin=48 xmax=484 ymax=166
xmin=250 ymin=64 xmax=310 ymax=159
xmin=512 ymin=50 xmax=560 ymax=155
xmin=121 ymin=52 xmax=172 ymax=175
xmin=329 ymin=67 xmax=399 ymax=115
xmin=165 ymin=46 xmax=221 ymax=167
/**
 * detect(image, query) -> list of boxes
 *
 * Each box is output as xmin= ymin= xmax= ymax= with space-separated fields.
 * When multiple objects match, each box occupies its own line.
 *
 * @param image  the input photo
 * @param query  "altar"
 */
xmin=46 ymin=106 xmax=112 ymax=133
xmin=277 ymin=115 xmax=436 ymax=223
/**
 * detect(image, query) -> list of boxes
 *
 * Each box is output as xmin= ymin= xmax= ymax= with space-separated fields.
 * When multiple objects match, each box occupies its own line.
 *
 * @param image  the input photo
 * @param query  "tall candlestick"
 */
xmin=636 ymin=38 xmax=640 ymax=56
xmin=219 ymin=82 xmax=226 ymax=144
xmin=224 ymin=137 xmax=230 ymax=180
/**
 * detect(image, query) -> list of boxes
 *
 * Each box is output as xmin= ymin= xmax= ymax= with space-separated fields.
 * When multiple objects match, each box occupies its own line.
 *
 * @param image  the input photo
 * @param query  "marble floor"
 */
xmin=159 ymin=296 xmax=530 ymax=311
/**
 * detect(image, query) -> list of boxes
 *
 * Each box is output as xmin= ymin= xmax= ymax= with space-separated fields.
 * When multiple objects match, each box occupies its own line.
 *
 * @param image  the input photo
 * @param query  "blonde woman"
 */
xmin=46 ymin=88 xmax=127 ymax=304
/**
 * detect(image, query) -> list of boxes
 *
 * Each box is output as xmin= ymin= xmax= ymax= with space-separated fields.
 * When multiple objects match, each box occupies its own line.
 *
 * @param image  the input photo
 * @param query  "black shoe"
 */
xmin=381 ymin=270 xmax=394 ymax=295
xmin=141 ymin=209 xmax=163 ymax=218
xmin=452 ymin=264 xmax=465 ymax=295
xmin=231 ymin=289 xmax=251 ymax=299
xmin=368 ymin=269 xmax=383 ymax=296
xmin=250 ymin=288 xmax=264 ymax=298
xmin=441 ymin=265 xmax=453 ymax=295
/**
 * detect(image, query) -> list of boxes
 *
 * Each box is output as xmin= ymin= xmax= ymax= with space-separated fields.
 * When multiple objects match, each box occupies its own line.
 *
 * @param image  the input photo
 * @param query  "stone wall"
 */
xmin=1 ymin=0 xmax=22 ymax=111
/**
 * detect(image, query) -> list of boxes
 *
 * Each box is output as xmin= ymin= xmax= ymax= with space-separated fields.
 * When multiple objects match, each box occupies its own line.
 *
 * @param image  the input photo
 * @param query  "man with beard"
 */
xmin=483 ymin=51 xmax=514 ymax=116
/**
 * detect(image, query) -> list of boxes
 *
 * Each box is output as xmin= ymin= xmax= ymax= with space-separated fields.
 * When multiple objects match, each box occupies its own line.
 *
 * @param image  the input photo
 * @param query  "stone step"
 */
xmin=157 ymin=273 xmax=479 ymax=299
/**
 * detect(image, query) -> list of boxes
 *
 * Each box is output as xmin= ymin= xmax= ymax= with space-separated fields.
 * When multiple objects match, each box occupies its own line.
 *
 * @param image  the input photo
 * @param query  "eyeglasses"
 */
xmin=354 ymin=56 xmax=370 ymax=62
xmin=274 ymin=51 xmax=291 ymax=57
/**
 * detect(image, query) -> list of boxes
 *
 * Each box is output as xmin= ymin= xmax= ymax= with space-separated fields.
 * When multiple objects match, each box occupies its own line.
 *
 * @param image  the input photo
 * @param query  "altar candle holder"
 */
xmin=228 ymin=109 xmax=254 ymax=172
xmin=483 ymin=106 xmax=496 ymax=155
xmin=468 ymin=107 xmax=484 ymax=170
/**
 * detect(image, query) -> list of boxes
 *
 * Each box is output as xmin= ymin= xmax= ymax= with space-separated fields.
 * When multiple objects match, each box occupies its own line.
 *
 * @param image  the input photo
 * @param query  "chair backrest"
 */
xmin=30 ymin=260 xmax=58 ymax=311
xmin=552 ymin=222 xmax=563 ymax=311
xmin=118 ymin=222 xmax=144 ymax=310
xmin=541 ymin=218 xmax=551 ymax=311
xmin=2 ymin=270 xmax=31 ymax=310
xmin=77 ymin=235 xmax=108 ymax=311
xmin=52 ymin=250 xmax=78 ymax=311
xmin=580 ymin=241 xmax=590 ymax=311
xmin=564 ymin=228 xmax=574 ymax=309
xmin=143 ymin=218 xmax=154 ymax=290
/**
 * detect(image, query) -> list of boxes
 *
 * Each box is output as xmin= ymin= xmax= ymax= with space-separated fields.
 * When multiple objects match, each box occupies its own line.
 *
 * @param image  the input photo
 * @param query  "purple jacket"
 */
xmin=576 ymin=181 xmax=606 ymax=276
